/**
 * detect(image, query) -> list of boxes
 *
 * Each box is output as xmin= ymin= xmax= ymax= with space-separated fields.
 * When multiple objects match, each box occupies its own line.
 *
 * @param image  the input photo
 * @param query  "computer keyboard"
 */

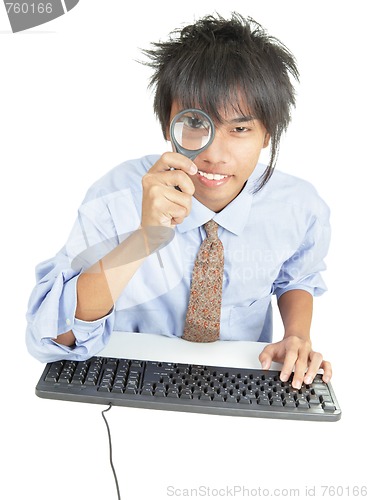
xmin=35 ymin=356 xmax=341 ymax=421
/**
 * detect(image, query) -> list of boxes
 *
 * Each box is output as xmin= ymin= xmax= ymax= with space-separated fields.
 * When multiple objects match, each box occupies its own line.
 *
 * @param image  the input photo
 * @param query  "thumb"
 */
xmin=259 ymin=344 xmax=276 ymax=370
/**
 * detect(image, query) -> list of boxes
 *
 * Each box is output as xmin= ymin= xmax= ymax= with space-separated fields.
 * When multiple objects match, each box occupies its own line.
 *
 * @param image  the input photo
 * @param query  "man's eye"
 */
xmin=184 ymin=117 xmax=204 ymax=129
xmin=234 ymin=126 xmax=249 ymax=133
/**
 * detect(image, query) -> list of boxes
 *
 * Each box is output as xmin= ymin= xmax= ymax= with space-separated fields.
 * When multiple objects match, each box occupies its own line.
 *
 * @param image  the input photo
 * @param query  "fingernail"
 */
xmin=189 ymin=164 xmax=197 ymax=175
xmin=280 ymin=373 xmax=289 ymax=382
xmin=305 ymin=376 xmax=313 ymax=385
xmin=261 ymin=361 xmax=268 ymax=370
xmin=294 ymin=380 xmax=302 ymax=389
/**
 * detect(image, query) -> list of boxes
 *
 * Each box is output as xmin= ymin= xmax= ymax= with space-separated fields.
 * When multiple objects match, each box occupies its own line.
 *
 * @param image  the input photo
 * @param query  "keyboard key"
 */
xmin=59 ymin=375 xmax=72 ymax=384
xmin=179 ymin=393 xmax=192 ymax=399
xmin=322 ymin=402 xmax=336 ymax=411
xmin=296 ymin=400 xmax=309 ymax=409
xmin=125 ymin=387 xmax=138 ymax=394
xmin=141 ymin=387 xmax=153 ymax=396
xmin=85 ymin=376 xmax=98 ymax=386
xmin=98 ymin=385 xmax=111 ymax=392
xmin=199 ymin=393 xmax=212 ymax=401
xmin=154 ymin=389 xmax=166 ymax=397
xmin=257 ymin=396 xmax=270 ymax=405
xmin=225 ymin=395 xmax=238 ymax=403
xmin=111 ymin=386 xmax=124 ymax=393
xmin=271 ymin=397 xmax=284 ymax=407
xmin=213 ymin=393 xmax=224 ymax=402
xmin=307 ymin=395 xmax=321 ymax=405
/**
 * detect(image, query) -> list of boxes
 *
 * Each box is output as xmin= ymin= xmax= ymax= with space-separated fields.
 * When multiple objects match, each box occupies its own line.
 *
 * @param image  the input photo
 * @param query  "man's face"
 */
xmin=168 ymin=102 xmax=270 ymax=212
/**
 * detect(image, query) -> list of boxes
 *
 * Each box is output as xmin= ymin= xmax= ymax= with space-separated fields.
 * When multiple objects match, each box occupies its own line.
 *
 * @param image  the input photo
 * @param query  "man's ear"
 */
xmin=263 ymin=133 xmax=271 ymax=148
xmin=165 ymin=125 xmax=171 ymax=142
xmin=165 ymin=127 xmax=175 ymax=152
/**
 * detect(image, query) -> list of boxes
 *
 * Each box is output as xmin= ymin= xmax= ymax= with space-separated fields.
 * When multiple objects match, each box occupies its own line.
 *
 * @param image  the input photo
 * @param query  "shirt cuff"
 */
xmin=72 ymin=307 xmax=114 ymax=340
xmin=57 ymin=273 xmax=79 ymax=334
xmin=274 ymin=284 xmax=321 ymax=301
xmin=46 ymin=307 xmax=115 ymax=361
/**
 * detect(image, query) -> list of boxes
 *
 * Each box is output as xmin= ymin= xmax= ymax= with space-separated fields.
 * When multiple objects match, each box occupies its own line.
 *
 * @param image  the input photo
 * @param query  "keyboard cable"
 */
xmin=101 ymin=404 xmax=121 ymax=500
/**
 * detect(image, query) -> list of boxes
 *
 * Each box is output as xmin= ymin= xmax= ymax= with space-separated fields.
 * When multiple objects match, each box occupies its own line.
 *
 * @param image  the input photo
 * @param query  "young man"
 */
xmin=26 ymin=13 xmax=332 ymax=389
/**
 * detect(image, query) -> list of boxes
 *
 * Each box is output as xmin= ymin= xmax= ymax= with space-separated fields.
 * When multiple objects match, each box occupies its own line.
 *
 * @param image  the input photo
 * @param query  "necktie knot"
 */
xmin=204 ymin=220 xmax=219 ymax=240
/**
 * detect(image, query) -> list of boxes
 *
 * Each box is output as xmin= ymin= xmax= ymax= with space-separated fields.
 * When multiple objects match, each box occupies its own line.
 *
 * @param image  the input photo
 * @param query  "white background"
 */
xmin=1 ymin=1 xmax=368 ymax=499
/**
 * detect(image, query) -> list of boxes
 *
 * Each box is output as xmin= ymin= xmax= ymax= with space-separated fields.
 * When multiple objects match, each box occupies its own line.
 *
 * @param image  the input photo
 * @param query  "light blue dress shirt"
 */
xmin=26 ymin=155 xmax=330 ymax=363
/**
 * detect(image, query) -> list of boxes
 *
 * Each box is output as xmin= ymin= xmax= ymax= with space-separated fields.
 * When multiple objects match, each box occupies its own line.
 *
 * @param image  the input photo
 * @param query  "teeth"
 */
xmin=198 ymin=170 xmax=228 ymax=180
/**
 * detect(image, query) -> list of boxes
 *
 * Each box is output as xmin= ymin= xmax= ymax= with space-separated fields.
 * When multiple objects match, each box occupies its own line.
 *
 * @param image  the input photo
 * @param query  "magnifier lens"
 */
xmin=173 ymin=111 xmax=212 ymax=150
xmin=170 ymin=109 xmax=214 ymax=160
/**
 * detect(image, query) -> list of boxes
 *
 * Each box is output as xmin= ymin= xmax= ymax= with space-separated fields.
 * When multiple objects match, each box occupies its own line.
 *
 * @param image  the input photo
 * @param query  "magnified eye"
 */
xmin=183 ymin=116 xmax=206 ymax=129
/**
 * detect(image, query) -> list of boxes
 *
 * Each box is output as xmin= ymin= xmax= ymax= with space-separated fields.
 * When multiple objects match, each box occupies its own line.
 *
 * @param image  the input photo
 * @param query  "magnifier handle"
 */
xmin=173 ymin=148 xmax=199 ymax=162
xmin=169 ymin=167 xmax=182 ymax=191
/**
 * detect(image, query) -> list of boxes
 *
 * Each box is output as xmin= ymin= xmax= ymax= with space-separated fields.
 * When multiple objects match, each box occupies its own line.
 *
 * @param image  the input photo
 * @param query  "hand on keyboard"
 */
xmin=258 ymin=336 xmax=332 ymax=389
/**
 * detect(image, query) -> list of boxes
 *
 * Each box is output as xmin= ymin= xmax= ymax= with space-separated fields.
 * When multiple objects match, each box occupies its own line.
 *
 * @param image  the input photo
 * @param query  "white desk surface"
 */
xmin=99 ymin=330 xmax=283 ymax=370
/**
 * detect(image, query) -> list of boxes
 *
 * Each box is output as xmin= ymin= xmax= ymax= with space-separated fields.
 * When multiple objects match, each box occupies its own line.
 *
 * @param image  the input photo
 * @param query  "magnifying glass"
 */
xmin=169 ymin=108 xmax=215 ymax=161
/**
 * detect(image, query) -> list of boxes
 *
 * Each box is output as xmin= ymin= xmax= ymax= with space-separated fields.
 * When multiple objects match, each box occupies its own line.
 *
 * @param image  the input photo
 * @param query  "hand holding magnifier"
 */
xmin=169 ymin=108 xmax=215 ymax=161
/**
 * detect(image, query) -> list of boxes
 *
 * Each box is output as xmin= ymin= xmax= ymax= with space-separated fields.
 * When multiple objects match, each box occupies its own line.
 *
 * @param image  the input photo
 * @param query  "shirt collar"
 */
xmin=177 ymin=163 xmax=266 ymax=236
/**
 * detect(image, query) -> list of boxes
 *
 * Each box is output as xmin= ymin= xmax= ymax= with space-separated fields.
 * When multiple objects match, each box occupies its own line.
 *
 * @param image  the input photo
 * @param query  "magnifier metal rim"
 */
xmin=169 ymin=108 xmax=215 ymax=160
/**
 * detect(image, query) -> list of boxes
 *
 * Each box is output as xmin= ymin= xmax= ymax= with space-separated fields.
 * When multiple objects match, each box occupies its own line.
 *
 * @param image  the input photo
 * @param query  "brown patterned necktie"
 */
xmin=182 ymin=220 xmax=224 ymax=342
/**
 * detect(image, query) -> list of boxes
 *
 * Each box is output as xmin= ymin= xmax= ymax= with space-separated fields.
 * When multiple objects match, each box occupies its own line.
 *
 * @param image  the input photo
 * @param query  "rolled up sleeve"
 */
xmin=273 ymin=209 xmax=331 ymax=300
xmin=25 ymin=251 xmax=115 ymax=363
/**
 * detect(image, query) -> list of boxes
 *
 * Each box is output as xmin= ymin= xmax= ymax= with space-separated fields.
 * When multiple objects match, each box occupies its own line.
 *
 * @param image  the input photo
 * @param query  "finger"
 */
xmin=143 ymin=169 xmax=195 ymax=196
xmin=292 ymin=353 xmax=310 ymax=389
xmin=149 ymin=152 xmax=198 ymax=176
xmin=259 ymin=341 xmax=289 ymax=370
xmin=321 ymin=360 xmax=333 ymax=384
xmin=164 ymin=189 xmax=193 ymax=215
xmin=155 ymin=194 xmax=192 ymax=226
xmin=259 ymin=345 xmax=274 ymax=370
xmin=259 ymin=349 xmax=273 ymax=370
xmin=279 ymin=347 xmax=299 ymax=383
xmin=303 ymin=351 xmax=324 ymax=385
xmin=167 ymin=196 xmax=192 ymax=225
xmin=165 ymin=169 xmax=196 ymax=195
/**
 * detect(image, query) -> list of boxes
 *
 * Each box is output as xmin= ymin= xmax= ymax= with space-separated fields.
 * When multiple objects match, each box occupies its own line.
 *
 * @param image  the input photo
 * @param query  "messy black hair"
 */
xmin=142 ymin=12 xmax=299 ymax=191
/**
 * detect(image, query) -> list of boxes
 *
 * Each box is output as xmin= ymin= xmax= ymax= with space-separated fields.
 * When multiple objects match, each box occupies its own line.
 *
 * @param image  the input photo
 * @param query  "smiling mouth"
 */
xmin=198 ymin=170 xmax=230 ymax=180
